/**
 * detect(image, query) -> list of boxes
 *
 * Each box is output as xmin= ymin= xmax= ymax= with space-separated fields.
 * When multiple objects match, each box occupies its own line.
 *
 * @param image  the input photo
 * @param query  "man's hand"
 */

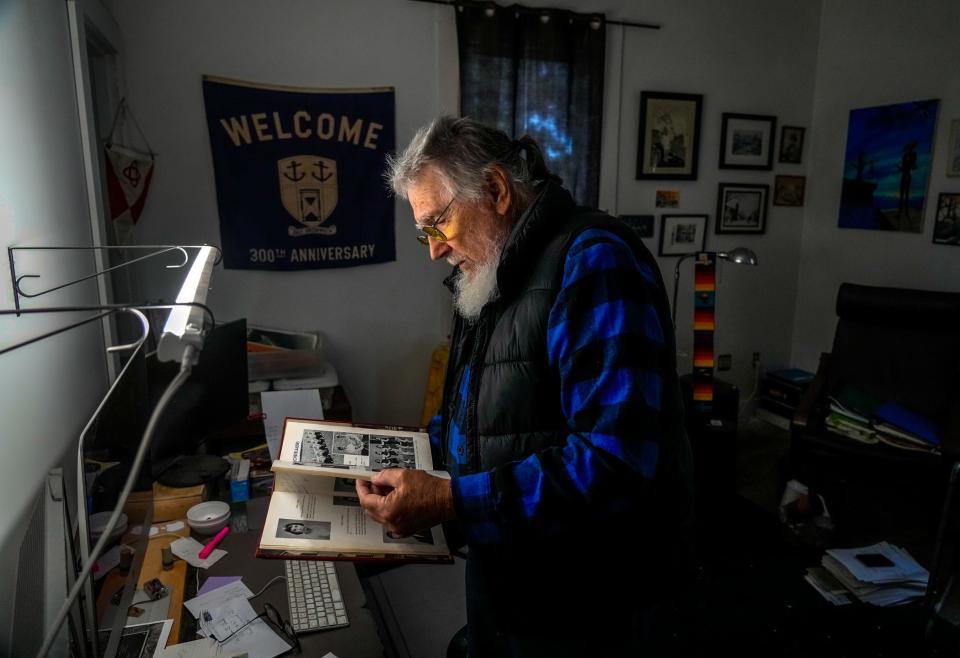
xmin=356 ymin=469 xmax=456 ymax=537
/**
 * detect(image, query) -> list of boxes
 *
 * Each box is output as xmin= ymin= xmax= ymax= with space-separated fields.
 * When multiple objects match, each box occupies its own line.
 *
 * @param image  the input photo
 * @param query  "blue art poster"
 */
xmin=202 ymin=76 xmax=395 ymax=269
xmin=838 ymin=99 xmax=939 ymax=232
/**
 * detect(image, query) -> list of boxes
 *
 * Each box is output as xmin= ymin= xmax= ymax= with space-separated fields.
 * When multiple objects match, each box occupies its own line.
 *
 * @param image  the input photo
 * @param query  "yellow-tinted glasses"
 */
xmin=415 ymin=195 xmax=457 ymax=245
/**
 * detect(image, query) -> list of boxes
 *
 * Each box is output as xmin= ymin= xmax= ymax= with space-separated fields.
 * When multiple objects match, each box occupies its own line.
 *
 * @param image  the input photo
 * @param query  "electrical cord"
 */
xmin=740 ymin=363 xmax=762 ymax=413
xmin=36 ymin=345 xmax=198 ymax=658
xmin=249 ymin=576 xmax=287 ymax=600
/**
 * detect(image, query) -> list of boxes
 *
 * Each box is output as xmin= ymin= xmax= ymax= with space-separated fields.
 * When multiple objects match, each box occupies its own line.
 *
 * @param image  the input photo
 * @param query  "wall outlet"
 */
xmin=752 ymin=352 xmax=761 ymax=367
xmin=717 ymin=354 xmax=732 ymax=371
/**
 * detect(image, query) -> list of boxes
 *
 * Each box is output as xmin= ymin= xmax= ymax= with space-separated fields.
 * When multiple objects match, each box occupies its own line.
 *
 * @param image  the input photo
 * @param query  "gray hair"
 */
xmin=386 ymin=116 xmax=557 ymax=212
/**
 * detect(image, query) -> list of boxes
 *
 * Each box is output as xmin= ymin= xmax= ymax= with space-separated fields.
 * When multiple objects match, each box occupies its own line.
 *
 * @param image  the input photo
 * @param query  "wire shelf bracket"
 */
xmin=0 ymin=303 xmax=216 ymax=357
xmin=6 ymin=244 xmax=223 ymax=313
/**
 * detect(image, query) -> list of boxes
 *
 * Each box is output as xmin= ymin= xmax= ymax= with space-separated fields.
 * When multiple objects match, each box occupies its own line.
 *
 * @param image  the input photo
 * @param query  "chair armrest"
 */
xmin=792 ymin=353 xmax=831 ymax=434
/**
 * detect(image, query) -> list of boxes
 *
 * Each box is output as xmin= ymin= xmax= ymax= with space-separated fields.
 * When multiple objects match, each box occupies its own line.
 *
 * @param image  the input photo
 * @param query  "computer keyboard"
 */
xmin=284 ymin=559 xmax=350 ymax=633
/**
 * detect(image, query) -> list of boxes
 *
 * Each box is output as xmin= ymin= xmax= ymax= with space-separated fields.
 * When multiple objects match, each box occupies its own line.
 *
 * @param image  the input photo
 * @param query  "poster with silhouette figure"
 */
xmin=838 ymin=99 xmax=939 ymax=232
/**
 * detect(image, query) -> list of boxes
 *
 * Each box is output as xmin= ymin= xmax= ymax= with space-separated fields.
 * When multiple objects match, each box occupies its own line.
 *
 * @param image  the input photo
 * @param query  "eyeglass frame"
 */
xmin=214 ymin=601 xmax=300 ymax=652
xmin=415 ymin=194 xmax=458 ymax=245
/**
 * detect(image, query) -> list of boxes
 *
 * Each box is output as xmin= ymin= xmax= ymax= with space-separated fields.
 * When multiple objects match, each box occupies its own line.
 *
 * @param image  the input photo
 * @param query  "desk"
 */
xmin=196 ymin=496 xmax=383 ymax=656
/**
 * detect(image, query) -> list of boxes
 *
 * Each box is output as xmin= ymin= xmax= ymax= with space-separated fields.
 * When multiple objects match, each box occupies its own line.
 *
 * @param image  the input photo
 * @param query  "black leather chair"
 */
xmin=791 ymin=283 xmax=960 ymax=553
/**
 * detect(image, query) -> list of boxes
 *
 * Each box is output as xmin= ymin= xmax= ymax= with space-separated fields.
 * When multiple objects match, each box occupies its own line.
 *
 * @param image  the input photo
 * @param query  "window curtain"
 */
xmin=456 ymin=3 xmax=605 ymax=207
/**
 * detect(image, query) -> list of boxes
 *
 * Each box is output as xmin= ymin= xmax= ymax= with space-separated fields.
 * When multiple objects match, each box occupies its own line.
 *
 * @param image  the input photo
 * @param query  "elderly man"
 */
xmin=357 ymin=116 xmax=694 ymax=657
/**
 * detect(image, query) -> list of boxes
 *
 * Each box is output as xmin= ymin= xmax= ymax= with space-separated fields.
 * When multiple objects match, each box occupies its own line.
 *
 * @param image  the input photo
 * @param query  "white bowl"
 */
xmin=187 ymin=501 xmax=231 ymax=535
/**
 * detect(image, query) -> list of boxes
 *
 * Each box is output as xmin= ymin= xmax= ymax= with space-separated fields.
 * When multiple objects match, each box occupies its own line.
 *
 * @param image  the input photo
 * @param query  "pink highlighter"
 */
xmin=198 ymin=526 xmax=230 ymax=560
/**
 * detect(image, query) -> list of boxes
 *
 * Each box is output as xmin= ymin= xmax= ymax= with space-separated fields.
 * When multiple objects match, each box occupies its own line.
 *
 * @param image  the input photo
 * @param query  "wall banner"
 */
xmin=202 ymin=76 xmax=395 ymax=270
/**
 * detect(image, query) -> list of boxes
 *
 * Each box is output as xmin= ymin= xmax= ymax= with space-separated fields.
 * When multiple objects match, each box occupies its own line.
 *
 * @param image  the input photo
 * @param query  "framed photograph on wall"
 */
xmin=933 ymin=193 xmax=960 ymax=245
xmin=719 ymin=113 xmax=777 ymax=170
xmin=773 ymin=175 xmax=806 ymax=206
xmin=947 ymin=119 xmax=960 ymax=178
xmin=620 ymin=214 xmax=655 ymax=238
xmin=636 ymin=92 xmax=703 ymax=180
xmin=659 ymin=214 xmax=707 ymax=256
xmin=778 ymin=125 xmax=805 ymax=164
xmin=716 ymin=183 xmax=769 ymax=234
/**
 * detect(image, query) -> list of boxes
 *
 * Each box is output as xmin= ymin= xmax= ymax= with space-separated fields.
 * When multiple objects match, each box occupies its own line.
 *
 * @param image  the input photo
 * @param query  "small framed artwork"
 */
xmin=947 ymin=120 xmax=960 ymax=177
xmin=656 ymin=190 xmax=680 ymax=208
xmin=932 ymin=193 xmax=960 ymax=245
xmin=773 ymin=175 xmax=806 ymax=206
xmin=620 ymin=214 xmax=655 ymax=238
xmin=778 ymin=125 xmax=805 ymax=164
xmin=719 ymin=113 xmax=777 ymax=170
xmin=716 ymin=183 xmax=769 ymax=234
xmin=636 ymin=91 xmax=703 ymax=180
xmin=659 ymin=214 xmax=708 ymax=256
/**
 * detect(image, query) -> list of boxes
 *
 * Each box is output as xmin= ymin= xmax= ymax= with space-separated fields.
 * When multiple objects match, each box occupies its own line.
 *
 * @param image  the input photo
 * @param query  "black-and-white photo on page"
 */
xmin=276 ymin=518 xmax=332 ymax=540
xmin=299 ymin=429 xmax=369 ymax=468
xmin=297 ymin=428 xmax=419 ymax=470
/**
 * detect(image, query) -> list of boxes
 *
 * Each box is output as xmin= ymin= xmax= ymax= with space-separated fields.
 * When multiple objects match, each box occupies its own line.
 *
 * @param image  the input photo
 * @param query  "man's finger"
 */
xmin=355 ymin=480 xmax=383 ymax=510
xmin=373 ymin=468 xmax=404 ymax=488
xmin=356 ymin=479 xmax=374 ymax=496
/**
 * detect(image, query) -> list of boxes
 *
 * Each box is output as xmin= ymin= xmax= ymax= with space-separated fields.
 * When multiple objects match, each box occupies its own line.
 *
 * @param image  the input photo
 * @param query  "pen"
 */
xmin=198 ymin=526 xmax=230 ymax=559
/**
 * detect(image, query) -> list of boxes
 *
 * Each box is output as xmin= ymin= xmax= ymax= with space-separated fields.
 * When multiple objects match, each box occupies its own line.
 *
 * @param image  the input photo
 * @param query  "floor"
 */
xmin=360 ymin=414 xmax=794 ymax=658
xmin=736 ymin=414 xmax=792 ymax=513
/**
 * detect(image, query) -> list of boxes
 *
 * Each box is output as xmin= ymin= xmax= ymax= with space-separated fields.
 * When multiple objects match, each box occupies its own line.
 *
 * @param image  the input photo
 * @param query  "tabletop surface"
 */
xmin=198 ymin=495 xmax=384 ymax=657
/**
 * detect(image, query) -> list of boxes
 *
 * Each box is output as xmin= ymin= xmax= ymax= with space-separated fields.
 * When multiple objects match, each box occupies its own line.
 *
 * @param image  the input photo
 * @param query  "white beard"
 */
xmin=453 ymin=255 xmax=500 ymax=321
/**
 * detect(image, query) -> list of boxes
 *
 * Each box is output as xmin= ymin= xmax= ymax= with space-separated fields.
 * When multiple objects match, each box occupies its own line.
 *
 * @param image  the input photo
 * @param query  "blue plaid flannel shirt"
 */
xmin=429 ymin=228 xmax=668 ymax=545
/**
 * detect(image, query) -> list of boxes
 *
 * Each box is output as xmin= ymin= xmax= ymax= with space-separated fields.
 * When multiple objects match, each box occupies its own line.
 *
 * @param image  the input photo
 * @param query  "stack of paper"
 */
xmin=819 ymin=541 xmax=928 ymax=606
xmin=183 ymin=579 xmax=291 ymax=658
xmin=804 ymin=567 xmax=852 ymax=606
xmin=873 ymin=402 xmax=941 ymax=454
xmin=826 ymin=388 xmax=878 ymax=444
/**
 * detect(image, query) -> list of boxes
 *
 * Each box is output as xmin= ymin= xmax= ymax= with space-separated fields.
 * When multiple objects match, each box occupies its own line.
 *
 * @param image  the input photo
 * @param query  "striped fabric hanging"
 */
xmin=692 ymin=252 xmax=716 ymax=413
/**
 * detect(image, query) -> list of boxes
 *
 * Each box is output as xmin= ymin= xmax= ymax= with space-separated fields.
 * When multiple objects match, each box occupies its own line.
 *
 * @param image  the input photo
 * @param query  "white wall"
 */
xmin=0 ymin=0 xmax=110 ymax=643
xmin=594 ymin=0 xmax=822 ymax=397
xmin=114 ymin=0 xmax=458 ymax=426
xmin=791 ymin=0 xmax=960 ymax=369
xmin=116 ymin=0 xmax=823 ymax=419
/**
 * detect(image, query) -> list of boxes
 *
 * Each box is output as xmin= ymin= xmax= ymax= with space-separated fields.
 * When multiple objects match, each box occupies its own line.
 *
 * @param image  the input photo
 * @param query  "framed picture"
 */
xmin=636 ymin=91 xmax=703 ymax=180
xmin=659 ymin=214 xmax=707 ymax=256
xmin=778 ymin=125 xmax=805 ymax=164
xmin=656 ymin=190 xmax=680 ymax=208
xmin=719 ymin=113 xmax=777 ymax=170
xmin=716 ymin=183 xmax=769 ymax=234
xmin=932 ymin=193 xmax=960 ymax=245
xmin=947 ymin=119 xmax=960 ymax=177
xmin=838 ymin=99 xmax=939 ymax=232
xmin=619 ymin=214 xmax=654 ymax=238
xmin=773 ymin=175 xmax=806 ymax=206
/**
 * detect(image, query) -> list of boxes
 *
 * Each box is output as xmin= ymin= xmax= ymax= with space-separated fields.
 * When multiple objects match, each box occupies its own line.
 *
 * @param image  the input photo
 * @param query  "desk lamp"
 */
xmin=670 ymin=247 xmax=758 ymax=326
xmin=158 ymin=245 xmax=216 ymax=364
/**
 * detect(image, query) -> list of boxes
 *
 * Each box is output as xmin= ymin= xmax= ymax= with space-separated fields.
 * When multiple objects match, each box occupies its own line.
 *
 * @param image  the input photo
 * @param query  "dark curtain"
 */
xmin=456 ymin=3 xmax=605 ymax=207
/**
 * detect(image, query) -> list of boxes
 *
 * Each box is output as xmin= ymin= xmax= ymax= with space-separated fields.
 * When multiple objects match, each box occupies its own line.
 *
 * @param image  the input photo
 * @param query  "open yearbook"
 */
xmin=257 ymin=418 xmax=452 ymax=562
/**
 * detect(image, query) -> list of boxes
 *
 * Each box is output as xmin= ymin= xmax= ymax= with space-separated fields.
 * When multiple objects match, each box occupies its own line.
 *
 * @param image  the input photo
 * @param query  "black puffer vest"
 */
xmin=439 ymin=183 xmax=688 ymax=486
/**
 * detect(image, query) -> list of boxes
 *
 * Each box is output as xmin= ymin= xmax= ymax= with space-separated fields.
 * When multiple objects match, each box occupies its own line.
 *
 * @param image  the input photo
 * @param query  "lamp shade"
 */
xmin=717 ymin=247 xmax=758 ymax=266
